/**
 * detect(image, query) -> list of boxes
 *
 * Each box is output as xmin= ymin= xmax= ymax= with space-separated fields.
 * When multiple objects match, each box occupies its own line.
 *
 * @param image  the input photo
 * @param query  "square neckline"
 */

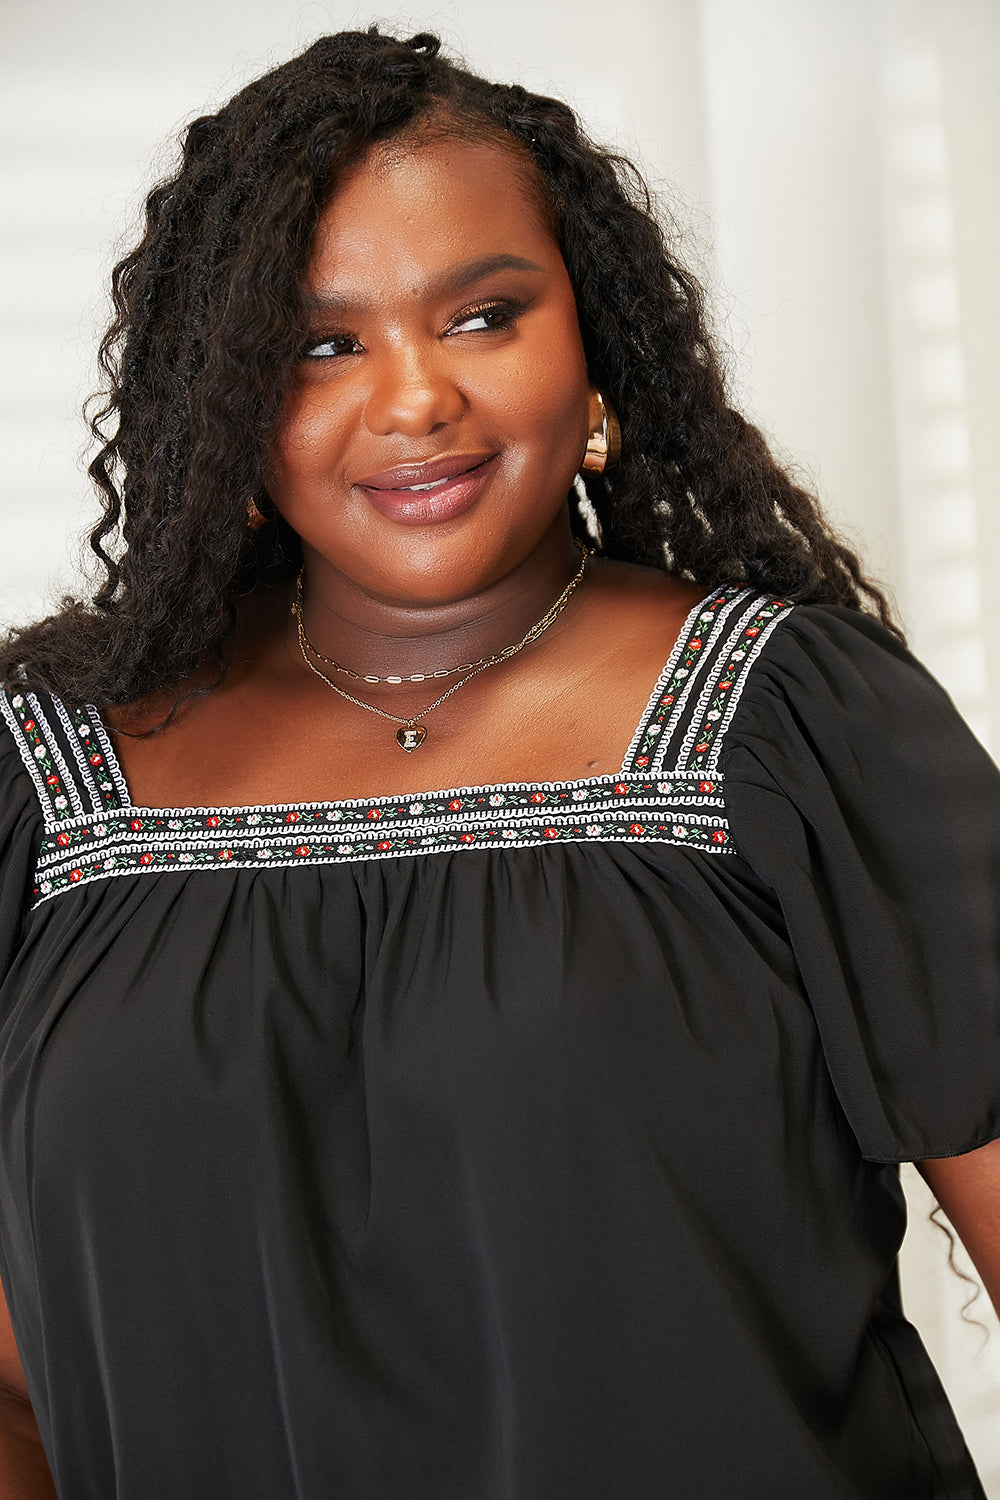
xmin=90 ymin=585 xmax=731 ymax=819
xmin=7 ymin=584 xmax=801 ymax=906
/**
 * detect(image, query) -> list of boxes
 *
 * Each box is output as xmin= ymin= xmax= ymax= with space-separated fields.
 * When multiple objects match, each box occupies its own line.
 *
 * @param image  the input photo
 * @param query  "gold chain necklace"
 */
xmin=292 ymin=541 xmax=589 ymax=752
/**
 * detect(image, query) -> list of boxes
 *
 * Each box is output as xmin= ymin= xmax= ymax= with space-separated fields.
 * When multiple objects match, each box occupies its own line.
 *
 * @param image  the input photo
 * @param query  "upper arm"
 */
xmin=918 ymin=1137 xmax=1000 ymax=1317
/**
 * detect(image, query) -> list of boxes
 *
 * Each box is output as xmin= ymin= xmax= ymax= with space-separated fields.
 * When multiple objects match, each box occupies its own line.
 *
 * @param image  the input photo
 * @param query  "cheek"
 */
xmin=480 ymin=325 xmax=589 ymax=451
xmin=269 ymin=385 xmax=350 ymax=487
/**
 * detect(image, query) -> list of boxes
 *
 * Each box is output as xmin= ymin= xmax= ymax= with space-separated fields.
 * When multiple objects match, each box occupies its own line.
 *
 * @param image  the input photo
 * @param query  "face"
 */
xmin=267 ymin=133 xmax=591 ymax=608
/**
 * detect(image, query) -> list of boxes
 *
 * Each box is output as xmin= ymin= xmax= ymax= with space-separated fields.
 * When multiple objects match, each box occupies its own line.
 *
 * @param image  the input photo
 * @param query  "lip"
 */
xmin=355 ymin=452 xmax=497 ymax=527
xmin=356 ymin=452 xmax=494 ymax=489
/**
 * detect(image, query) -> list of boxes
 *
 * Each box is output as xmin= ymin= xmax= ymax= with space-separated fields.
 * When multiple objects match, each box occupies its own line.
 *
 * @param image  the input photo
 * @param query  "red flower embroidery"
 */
xmin=695 ymin=744 xmax=709 ymax=754
xmin=699 ymin=780 xmax=715 ymax=794
xmin=448 ymin=799 xmax=462 ymax=812
xmin=205 ymin=815 xmax=220 ymax=828
xmin=712 ymin=830 xmax=727 ymax=844
xmin=69 ymin=870 xmax=82 ymax=883
xmin=636 ymin=756 xmax=649 ymax=767
xmin=662 ymin=695 xmax=675 ymax=707
xmin=543 ymin=827 xmax=559 ymax=839
xmin=690 ymin=638 xmax=703 ymax=649
xmin=530 ymin=792 xmax=546 ymax=804
xmin=23 ymin=720 xmax=35 ymax=733
xmin=719 ymin=681 xmax=732 ymax=690
xmin=285 ymin=811 xmax=299 ymax=823
xmin=614 ymin=783 xmax=628 ymax=795
xmin=130 ymin=818 xmax=143 ymax=831
xmin=629 ymin=822 xmax=644 ymax=836
xmin=377 ymin=840 xmax=391 ymax=851
xmin=141 ymin=853 xmax=153 ymax=865
xmin=295 ymin=845 xmax=309 ymax=857
xmin=56 ymin=832 xmax=70 ymax=847
xmin=46 ymin=774 xmax=59 ymax=786
xmin=90 ymin=753 xmax=103 ymax=766
xmin=367 ymin=808 xmax=382 ymax=821
xmin=460 ymin=833 xmax=475 ymax=843
xmin=746 ymin=626 xmax=759 ymax=637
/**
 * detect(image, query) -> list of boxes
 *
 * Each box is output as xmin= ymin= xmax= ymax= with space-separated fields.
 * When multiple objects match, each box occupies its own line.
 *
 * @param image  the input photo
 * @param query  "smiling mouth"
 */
xmin=356 ymin=452 xmax=494 ymax=492
xmin=357 ymin=455 xmax=497 ymax=526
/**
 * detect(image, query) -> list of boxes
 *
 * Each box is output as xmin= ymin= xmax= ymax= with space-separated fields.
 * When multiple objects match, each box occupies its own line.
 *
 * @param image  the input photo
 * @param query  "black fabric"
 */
xmin=0 ymin=604 xmax=998 ymax=1499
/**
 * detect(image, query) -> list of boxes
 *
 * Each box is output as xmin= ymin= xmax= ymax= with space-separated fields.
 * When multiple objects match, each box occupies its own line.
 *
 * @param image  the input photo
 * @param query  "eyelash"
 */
xmin=446 ymin=297 xmax=527 ymax=335
xmin=302 ymin=297 xmax=528 ymax=360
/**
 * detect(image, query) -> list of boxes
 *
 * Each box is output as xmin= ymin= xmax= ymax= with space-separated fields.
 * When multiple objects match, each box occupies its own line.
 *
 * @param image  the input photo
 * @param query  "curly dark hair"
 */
xmin=0 ymin=27 xmax=899 ymax=706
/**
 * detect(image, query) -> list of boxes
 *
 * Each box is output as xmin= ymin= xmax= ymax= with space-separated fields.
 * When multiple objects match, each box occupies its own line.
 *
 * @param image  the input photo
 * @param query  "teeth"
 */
xmin=403 ymin=476 xmax=452 ymax=492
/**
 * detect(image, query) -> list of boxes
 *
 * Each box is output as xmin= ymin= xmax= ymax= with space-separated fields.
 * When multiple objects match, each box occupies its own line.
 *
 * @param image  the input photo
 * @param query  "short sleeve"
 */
xmin=0 ymin=713 xmax=44 ymax=984
xmin=723 ymin=605 xmax=1000 ymax=1163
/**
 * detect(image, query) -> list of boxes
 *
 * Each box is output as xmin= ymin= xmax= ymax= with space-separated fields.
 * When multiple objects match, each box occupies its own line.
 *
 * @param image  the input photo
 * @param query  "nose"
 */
xmin=364 ymin=345 xmax=465 ymax=437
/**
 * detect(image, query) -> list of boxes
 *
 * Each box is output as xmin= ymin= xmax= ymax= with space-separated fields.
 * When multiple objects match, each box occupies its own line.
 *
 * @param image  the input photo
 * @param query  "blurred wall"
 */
xmin=1 ymin=0 xmax=998 ymax=1488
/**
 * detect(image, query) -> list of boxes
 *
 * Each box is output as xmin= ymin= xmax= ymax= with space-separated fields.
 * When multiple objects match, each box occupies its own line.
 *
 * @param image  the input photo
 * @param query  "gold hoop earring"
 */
xmin=247 ymin=495 xmax=271 ymax=531
xmin=580 ymin=387 xmax=621 ymax=475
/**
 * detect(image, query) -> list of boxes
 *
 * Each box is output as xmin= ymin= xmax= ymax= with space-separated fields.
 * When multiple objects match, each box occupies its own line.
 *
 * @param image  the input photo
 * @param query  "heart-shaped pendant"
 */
xmin=396 ymin=725 xmax=427 ymax=752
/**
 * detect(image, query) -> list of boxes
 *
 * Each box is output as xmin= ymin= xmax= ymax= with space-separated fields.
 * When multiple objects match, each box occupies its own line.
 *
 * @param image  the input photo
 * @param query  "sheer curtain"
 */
xmin=1 ymin=0 xmax=997 ymax=1485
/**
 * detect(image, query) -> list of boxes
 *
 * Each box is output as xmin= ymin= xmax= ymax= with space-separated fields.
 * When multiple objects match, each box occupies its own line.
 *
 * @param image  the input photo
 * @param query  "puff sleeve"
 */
xmin=723 ymin=605 xmax=1000 ymax=1163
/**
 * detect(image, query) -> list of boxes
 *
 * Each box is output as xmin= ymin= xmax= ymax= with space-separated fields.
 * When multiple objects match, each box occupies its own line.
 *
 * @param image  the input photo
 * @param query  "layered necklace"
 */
xmin=292 ymin=541 xmax=590 ymax=751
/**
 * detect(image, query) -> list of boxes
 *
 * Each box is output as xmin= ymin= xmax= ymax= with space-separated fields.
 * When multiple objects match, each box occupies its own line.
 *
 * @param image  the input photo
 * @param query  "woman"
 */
xmin=1 ymin=26 xmax=998 ymax=1500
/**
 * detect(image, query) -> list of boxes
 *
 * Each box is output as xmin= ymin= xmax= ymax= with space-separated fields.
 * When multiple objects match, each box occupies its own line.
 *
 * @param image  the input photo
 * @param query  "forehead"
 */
xmin=306 ymin=136 xmax=560 ymax=295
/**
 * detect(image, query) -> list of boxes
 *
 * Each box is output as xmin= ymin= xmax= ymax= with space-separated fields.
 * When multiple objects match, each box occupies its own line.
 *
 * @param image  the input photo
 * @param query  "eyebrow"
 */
xmin=304 ymin=253 xmax=547 ymax=317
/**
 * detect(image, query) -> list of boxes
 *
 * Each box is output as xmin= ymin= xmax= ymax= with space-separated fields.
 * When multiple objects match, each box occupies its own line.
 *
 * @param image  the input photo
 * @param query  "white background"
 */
xmin=2 ymin=0 xmax=998 ymax=1488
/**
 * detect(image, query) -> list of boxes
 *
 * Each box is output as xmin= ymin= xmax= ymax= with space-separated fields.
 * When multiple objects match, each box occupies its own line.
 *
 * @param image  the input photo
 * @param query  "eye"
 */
xmin=303 ymin=333 xmax=363 ymax=360
xmin=447 ymin=298 xmax=527 ymax=336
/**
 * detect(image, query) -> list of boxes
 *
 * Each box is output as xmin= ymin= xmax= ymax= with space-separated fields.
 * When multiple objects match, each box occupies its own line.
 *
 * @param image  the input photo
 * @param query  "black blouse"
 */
xmin=1 ymin=587 xmax=998 ymax=1499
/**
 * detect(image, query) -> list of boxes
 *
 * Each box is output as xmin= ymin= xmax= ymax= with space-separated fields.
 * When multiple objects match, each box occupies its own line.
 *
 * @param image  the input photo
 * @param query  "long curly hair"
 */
xmin=0 ymin=27 xmax=898 ymax=706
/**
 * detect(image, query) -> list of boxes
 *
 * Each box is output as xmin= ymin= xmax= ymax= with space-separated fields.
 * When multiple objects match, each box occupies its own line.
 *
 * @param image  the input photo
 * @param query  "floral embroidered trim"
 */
xmin=623 ymin=586 xmax=752 ymax=773
xmin=52 ymin=696 xmax=129 ymax=813
xmin=626 ymin=590 xmax=794 ymax=777
xmin=33 ymin=777 xmax=731 ymax=904
xmin=4 ymin=589 xmax=797 ymax=907
xmin=673 ymin=595 xmax=793 ymax=776
xmin=2 ymin=691 xmax=85 ymax=821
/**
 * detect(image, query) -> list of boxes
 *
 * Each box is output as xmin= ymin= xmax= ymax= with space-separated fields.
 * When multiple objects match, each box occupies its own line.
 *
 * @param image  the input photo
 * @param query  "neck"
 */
xmin=292 ymin=520 xmax=583 ymax=681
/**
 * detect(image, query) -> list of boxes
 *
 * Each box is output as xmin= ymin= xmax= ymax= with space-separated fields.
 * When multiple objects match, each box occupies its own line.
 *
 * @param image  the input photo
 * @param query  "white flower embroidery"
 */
xmin=672 ymin=825 xmax=688 ymax=838
xmin=587 ymin=825 xmax=602 ymax=836
xmin=502 ymin=828 xmax=519 ymax=839
xmin=34 ymin=745 xmax=46 ymax=759
xmin=258 ymin=849 xmax=273 ymax=860
xmin=675 ymin=668 xmax=688 ymax=678
xmin=180 ymin=853 xmax=194 ymax=862
xmin=78 ymin=723 xmax=91 ymax=736
xmin=658 ymin=783 xmax=673 ymax=795
xmin=572 ymin=789 xmax=588 ymax=801
xmin=54 ymin=795 xmax=67 ymax=810
xmin=409 ymin=803 xmax=424 ymax=816
xmin=326 ymin=809 xmax=343 ymax=821
xmin=707 ymin=710 xmax=721 ymax=721
xmin=169 ymin=819 xmax=182 ymax=829
xmin=103 ymin=859 xmax=115 ymax=871
xmin=11 ymin=695 xmax=23 ymax=709
xmin=489 ymin=794 xmax=504 ymax=806
xmin=246 ymin=814 xmax=260 ymax=825
xmin=338 ymin=843 xmax=353 ymax=855
xmin=647 ymin=723 xmax=661 ymax=735
xmin=40 ymin=880 xmax=52 ymax=893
